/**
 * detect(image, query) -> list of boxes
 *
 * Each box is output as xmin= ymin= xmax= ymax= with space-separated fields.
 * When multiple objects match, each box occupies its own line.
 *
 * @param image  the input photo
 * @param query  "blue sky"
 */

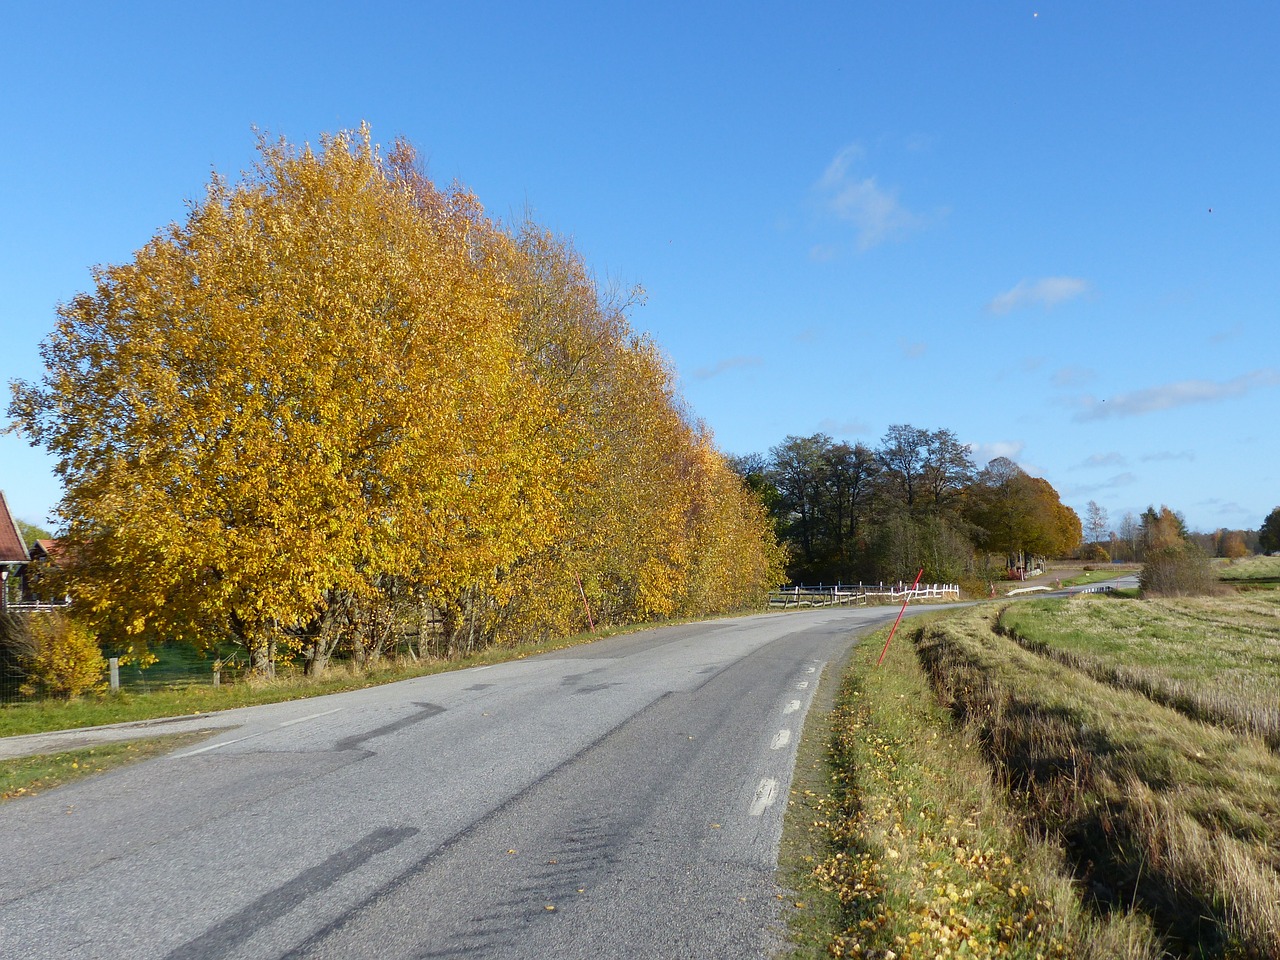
xmin=2 ymin=2 xmax=1277 ymax=535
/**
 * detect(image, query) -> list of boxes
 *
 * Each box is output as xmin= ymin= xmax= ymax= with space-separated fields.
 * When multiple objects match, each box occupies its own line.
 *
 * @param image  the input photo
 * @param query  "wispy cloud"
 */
xmin=899 ymin=338 xmax=927 ymax=359
xmin=689 ymin=356 xmax=763 ymax=381
xmin=793 ymin=326 xmax=824 ymax=344
xmin=1077 ymin=452 xmax=1128 ymax=469
xmin=1197 ymin=498 xmax=1254 ymax=520
xmin=1074 ymin=368 xmax=1280 ymax=421
xmin=819 ymin=417 xmax=870 ymax=437
xmin=1053 ymin=365 xmax=1096 ymax=388
xmin=971 ymin=440 xmax=1025 ymax=467
xmin=1141 ymin=450 xmax=1196 ymax=463
xmin=814 ymin=144 xmax=927 ymax=251
xmin=1209 ymin=323 xmax=1244 ymax=345
xmin=1066 ymin=473 xmax=1138 ymax=496
xmin=988 ymin=277 xmax=1090 ymax=314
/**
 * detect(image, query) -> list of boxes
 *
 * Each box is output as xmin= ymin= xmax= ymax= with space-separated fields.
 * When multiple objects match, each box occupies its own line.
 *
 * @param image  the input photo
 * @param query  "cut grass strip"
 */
xmin=0 ymin=731 xmax=213 ymax=802
xmin=0 ymin=618 xmax=681 ymax=739
xmin=781 ymin=615 xmax=1157 ymax=959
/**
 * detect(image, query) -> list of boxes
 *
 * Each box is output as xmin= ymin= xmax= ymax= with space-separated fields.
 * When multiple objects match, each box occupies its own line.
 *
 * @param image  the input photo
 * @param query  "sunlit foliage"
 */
xmin=9 ymin=127 xmax=783 ymax=674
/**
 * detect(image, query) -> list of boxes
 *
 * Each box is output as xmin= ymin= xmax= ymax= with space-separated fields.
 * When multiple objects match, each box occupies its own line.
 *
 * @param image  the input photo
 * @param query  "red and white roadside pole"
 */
xmin=877 ymin=567 xmax=924 ymax=667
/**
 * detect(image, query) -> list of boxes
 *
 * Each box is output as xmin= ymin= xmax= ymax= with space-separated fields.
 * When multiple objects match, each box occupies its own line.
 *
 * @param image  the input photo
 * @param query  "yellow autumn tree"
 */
xmin=10 ymin=126 xmax=783 ymax=670
xmin=9 ymin=129 xmax=556 ymax=673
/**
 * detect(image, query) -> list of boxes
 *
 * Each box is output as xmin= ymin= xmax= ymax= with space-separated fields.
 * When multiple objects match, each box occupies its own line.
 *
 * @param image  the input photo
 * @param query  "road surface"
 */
xmin=0 ymin=606 xmax=933 ymax=959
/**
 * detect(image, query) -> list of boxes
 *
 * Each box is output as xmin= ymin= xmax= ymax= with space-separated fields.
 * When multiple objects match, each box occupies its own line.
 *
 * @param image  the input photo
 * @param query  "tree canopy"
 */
xmin=1259 ymin=507 xmax=1280 ymax=555
xmin=733 ymin=429 xmax=1080 ymax=585
xmin=8 ymin=127 xmax=784 ymax=673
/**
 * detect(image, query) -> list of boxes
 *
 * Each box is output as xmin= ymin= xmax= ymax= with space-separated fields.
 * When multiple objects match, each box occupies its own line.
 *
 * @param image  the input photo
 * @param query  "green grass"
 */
xmin=0 ymin=731 xmax=213 ymax=802
xmin=0 ymin=621 xmax=655 ymax=738
xmin=1058 ymin=567 xmax=1133 ymax=587
xmin=999 ymin=593 xmax=1280 ymax=747
xmin=1217 ymin=555 xmax=1280 ymax=583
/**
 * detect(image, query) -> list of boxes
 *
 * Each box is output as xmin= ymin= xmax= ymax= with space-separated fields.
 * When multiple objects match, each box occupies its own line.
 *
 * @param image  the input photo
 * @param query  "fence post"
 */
xmin=108 ymin=657 xmax=119 ymax=693
xmin=213 ymin=659 xmax=221 ymax=687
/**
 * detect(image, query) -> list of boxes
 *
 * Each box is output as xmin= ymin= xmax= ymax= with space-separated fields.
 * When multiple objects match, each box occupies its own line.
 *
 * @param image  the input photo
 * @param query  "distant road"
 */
xmin=0 ymin=606 xmax=939 ymax=960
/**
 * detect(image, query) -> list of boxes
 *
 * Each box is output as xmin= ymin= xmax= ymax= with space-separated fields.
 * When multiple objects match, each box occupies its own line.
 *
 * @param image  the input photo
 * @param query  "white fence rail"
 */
xmin=767 ymin=582 xmax=960 ymax=609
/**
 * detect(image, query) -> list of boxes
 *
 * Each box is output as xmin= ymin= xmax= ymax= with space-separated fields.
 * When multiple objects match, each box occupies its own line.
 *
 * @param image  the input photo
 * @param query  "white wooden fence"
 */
xmin=767 ymin=582 xmax=960 ymax=608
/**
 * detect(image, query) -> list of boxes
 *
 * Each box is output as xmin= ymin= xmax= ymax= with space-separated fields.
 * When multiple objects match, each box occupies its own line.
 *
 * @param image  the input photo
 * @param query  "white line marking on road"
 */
xmin=796 ymin=680 xmax=809 ymax=689
xmin=771 ymin=729 xmax=791 ymax=750
xmin=749 ymin=778 xmax=779 ymax=816
xmin=278 ymin=707 xmax=343 ymax=728
xmin=806 ymin=667 xmax=816 ymax=674
xmin=174 ymin=736 xmax=253 ymax=758
xmin=783 ymin=700 xmax=801 ymax=714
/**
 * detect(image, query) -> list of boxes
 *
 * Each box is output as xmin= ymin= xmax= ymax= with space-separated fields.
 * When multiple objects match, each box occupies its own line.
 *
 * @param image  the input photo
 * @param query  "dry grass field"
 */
xmin=795 ymin=593 xmax=1279 ymax=959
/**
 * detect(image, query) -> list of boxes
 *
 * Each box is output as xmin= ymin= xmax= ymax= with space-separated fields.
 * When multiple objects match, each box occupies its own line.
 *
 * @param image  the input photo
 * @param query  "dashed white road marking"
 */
xmin=795 ymin=680 xmax=809 ymax=689
xmin=770 ymin=729 xmax=791 ymax=750
xmin=174 ymin=736 xmax=253 ymax=758
xmin=278 ymin=707 xmax=344 ymax=728
xmin=783 ymin=699 xmax=802 ymax=714
xmin=806 ymin=667 xmax=816 ymax=674
xmin=749 ymin=778 xmax=779 ymax=816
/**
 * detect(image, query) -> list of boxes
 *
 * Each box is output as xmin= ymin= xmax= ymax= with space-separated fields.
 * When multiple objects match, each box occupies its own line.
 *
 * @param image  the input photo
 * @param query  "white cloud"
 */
xmin=988 ymin=277 xmax=1090 ymax=314
xmin=689 ymin=355 xmax=763 ymax=381
xmin=971 ymin=440 xmax=1025 ymax=467
xmin=1074 ymin=368 xmax=1280 ymax=421
xmin=814 ymin=144 xmax=927 ymax=251
xmin=1140 ymin=450 xmax=1196 ymax=463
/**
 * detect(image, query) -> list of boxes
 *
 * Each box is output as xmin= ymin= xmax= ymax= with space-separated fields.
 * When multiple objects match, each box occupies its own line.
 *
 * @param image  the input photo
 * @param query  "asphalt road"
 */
xmin=0 ymin=606 xmax=928 ymax=960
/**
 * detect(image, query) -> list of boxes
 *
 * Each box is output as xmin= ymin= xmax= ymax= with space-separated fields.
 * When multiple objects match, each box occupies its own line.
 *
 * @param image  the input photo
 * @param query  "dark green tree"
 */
xmin=1259 ymin=506 xmax=1280 ymax=554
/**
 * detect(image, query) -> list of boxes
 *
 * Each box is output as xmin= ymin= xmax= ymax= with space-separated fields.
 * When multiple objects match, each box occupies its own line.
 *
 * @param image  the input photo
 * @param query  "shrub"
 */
xmin=1080 ymin=542 xmax=1111 ymax=563
xmin=1139 ymin=542 xmax=1218 ymax=597
xmin=19 ymin=612 xmax=107 ymax=699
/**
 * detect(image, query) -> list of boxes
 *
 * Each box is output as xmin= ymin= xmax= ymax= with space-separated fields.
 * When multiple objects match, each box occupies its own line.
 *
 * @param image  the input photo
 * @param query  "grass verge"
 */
xmin=917 ymin=604 xmax=1280 ymax=958
xmin=0 ymin=618 xmax=685 ymax=739
xmin=779 ymin=614 xmax=1157 ymax=959
xmin=0 ymin=731 xmax=214 ymax=802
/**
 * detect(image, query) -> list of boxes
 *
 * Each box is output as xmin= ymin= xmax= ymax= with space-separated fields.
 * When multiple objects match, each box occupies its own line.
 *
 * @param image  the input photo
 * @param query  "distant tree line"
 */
xmin=730 ymin=426 xmax=1081 ymax=586
xmin=1087 ymin=502 xmax=1265 ymax=563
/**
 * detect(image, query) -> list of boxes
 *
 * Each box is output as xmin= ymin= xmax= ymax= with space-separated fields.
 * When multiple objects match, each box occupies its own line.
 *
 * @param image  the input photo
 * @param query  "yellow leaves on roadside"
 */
xmin=9 ymin=126 xmax=783 ymax=672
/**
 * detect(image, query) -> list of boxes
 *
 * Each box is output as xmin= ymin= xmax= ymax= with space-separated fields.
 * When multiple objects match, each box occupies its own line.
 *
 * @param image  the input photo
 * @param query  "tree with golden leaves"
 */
xmin=10 ymin=127 xmax=784 ymax=673
xmin=10 ymin=129 xmax=556 ymax=673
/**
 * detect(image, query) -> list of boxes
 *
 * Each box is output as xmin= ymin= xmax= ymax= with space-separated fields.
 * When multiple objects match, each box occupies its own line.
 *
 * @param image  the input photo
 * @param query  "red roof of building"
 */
xmin=0 ymin=491 xmax=31 ymax=564
xmin=30 ymin=539 xmax=62 ymax=562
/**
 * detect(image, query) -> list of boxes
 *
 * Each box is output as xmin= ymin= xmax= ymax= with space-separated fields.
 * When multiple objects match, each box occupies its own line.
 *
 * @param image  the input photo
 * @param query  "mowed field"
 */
xmin=789 ymin=589 xmax=1280 ymax=960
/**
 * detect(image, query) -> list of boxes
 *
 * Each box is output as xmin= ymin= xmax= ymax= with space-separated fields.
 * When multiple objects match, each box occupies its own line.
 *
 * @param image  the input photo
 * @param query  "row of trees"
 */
xmin=7 ymin=128 xmax=784 ymax=676
xmin=1082 ymin=501 xmax=1266 ymax=563
xmin=731 ymin=428 xmax=1081 ymax=585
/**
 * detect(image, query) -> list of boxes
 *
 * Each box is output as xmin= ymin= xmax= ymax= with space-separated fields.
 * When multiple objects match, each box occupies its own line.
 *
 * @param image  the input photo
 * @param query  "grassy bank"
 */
xmin=917 ymin=603 xmax=1280 ymax=958
xmin=1217 ymin=554 xmax=1280 ymax=585
xmin=999 ymin=593 xmax=1280 ymax=748
xmin=782 ymin=615 xmax=1156 ymax=959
